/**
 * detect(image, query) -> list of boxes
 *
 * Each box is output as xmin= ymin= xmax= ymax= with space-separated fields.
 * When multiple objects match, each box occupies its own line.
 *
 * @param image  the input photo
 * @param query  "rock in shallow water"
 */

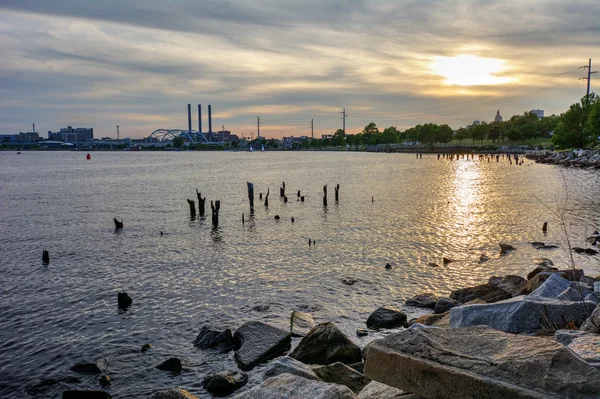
xmin=450 ymin=283 xmax=511 ymax=304
xmin=434 ymin=297 xmax=459 ymax=314
xmin=203 ymin=370 xmax=249 ymax=396
xmin=291 ymin=310 xmax=316 ymax=337
xmin=404 ymin=293 xmax=438 ymax=308
xmin=151 ymin=388 xmax=199 ymax=399
xmin=363 ymin=326 xmax=600 ymax=399
xmin=62 ymin=391 xmax=111 ymax=399
xmin=233 ymin=321 xmax=291 ymax=371
xmin=156 ymin=358 xmax=182 ymax=373
xmin=366 ymin=307 xmax=407 ymax=329
xmin=487 ymin=275 xmax=527 ymax=297
xmin=311 ymin=362 xmax=371 ymax=393
xmin=528 ymin=272 xmax=571 ymax=299
xmin=70 ymin=358 xmax=108 ymax=374
xmin=193 ymin=326 xmax=235 ymax=352
xmin=290 ymin=322 xmax=362 ymax=365
xmin=232 ymin=373 xmax=357 ymax=399
xmin=262 ymin=356 xmax=321 ymax=381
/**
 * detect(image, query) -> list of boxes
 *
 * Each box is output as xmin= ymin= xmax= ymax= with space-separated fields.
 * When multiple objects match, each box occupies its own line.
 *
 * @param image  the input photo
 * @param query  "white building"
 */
xmin=531 ymin=109 xmax=544 ymax=119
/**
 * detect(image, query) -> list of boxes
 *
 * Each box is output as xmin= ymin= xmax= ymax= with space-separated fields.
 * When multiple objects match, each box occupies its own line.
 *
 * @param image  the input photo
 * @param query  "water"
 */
xmin=1 ymin=151 xmax=599 ymax=398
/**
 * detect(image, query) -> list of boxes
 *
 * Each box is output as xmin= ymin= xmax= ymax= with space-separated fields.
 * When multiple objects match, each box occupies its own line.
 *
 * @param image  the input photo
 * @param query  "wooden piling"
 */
xmin=187 ymin=199 xmax=196 ymax=218
xmin=334 ymin=184 xmax=339 ymax=203
xmin=280 ymin=182 xmax=286 ymax=198
xmin=196 ymin=189 xmax=206 ymax=217
xmin=542 ymin=222 xmax=548 ymax=232
xmin=265 ymin=188 xmax=270 ymax=207
xmin=247 ymin=182 xmax=254 ymax=212
xmin=211 ymin=200 xmax=220 ymax=228
xmin=114 ymin=218 xmax=123 ymax=229
xmin=323 ymin=185 xmax=328 ymax=207
xmin=42 ymin=250 xmax=49 ymax=264
xmin=300 ymin=196 xmax=305 ymax=202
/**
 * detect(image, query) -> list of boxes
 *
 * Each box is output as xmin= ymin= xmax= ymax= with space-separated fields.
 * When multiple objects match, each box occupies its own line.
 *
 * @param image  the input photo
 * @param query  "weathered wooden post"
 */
xmin=542 ymin=222 xmax=548 ymax=232
xmin=196 ymin=189 xmax=206 ymax=217
xmin=264 ymin=188 xmax=270 ymax=207
xmin=211 ymin=200 xmax=220 ymax=228
xmin=284 ymin=196 xmax=288 ymax=203
xmin=280 ymin=182 xmax=286 ymax=198
xmin=323 ymin=185 xmax=328 ymax=207
xmin=114 ymin=218 xmax=123 ymax=229
xmin=42 ymin=250 xmax=49 ymax=264
xmin=242 ymin=213 xmax=245 ymax=225
xmin=260 ymin=192 xmax=263 ymax=200
xmin=300 ymin=196 xmax=305 ymax=202
xmin=334 ymin=184 xmax=340 ymax=203
xmin=187 ymin=199 xmax=196 ymax=218
xmin=247 ymin=182 xmax=254 ymax=212
xmin=297 ymin=190 xmax=301 ymax=198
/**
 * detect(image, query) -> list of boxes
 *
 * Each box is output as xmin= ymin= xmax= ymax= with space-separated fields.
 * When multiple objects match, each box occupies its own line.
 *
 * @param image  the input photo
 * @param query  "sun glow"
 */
xmin=430 ymin=55 xmax=512 ymax=86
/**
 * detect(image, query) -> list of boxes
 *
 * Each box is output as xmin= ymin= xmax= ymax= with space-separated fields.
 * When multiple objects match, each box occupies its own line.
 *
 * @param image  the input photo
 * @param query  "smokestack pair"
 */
xmin=188 ymin=104 xmax=212 ymax=133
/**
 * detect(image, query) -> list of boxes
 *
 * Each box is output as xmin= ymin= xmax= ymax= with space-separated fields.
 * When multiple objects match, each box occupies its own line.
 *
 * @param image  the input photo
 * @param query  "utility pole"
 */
xmin=581 ymin=58 xmax=598 ymax=99
xmin=257 ymin=116 xmax=261 ymax=139
xmin=116 ymin=125 xmax=120 ymax=140
xmin=311 ymin=118 xmax=314 ymax=139
xmin=340 ymin=108 xmax=347 ymax=133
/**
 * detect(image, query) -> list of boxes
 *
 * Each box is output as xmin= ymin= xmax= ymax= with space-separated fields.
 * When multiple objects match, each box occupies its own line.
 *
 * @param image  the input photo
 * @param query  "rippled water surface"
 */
xmin=1 ymin=151 xmax=600 ymax=398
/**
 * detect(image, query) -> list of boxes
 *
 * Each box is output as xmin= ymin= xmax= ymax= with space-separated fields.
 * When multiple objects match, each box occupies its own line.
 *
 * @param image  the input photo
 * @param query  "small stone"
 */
xmin=251 ymin=305 xmax=270 ymax=312
xmin=442 ymin=257 xmax=455 ymax=264
xmin=291 ymin=310 xmax=316 ymax=337
xmin=384 ymin=263 xmax=392 ymax=269
xmin=479 ymin=254 xmax=489 ymax=262
xmin=99 ymin=375 xmax=111 ymax=387
xmin=499 ymin=243 xmax=516 ymax=253
xmin=193 ymin=327 xmax=235 ymax=352
xmin=274 ymin=215 xmax=280 ymax=220
xmin=434 ymin=297 xmax=459 ymax=314
xmin=141 ymin=343 xmax=152 ymax=352
xmin=341 ymin=278 xmax=358 ymax=286
xmin=427 ymin=262 xmax=439 ymax=267
xmin=117 ymin=292 xmax=132 ymax=310
xmin=262 ymin=356 xmax=321 ymax=381
xmin=356 ymin=328 xmax=369 ymax=337
xmin=203 ymin=370 xmax=248 ymax=396
xmin=366 ymin=307 xmax=407 ymax=329
xmin=70 ymin=359 xmax=108 ymax=374
xmin=156 ymin=358 xmax=182 ymax=373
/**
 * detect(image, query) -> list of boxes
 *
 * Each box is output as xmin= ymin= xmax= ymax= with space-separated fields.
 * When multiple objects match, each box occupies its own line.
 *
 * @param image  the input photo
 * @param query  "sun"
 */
xmin=430 ymin=55 xmax=512 ymax=86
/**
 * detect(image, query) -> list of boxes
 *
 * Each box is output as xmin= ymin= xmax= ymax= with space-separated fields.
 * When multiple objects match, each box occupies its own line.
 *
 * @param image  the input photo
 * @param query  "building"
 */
xmin=16 ymin=132 xmax=40 ymax=142
xmin=531 ymin=109 xmax=544 ymax=119
xmin=48 ymin=126 xmax=94 ymax=142
xmin=494 ymin=110 xmax=503 ymax=123
xmin=321 ymin=134 xmax=333 ymax=140
xmin=206 ymin=130 xmax=239 ymax=143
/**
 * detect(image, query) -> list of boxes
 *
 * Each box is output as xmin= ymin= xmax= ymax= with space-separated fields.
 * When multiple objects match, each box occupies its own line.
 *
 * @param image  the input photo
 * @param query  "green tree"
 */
xmin=310 ymin=138 xmax=320 ymax=148
xmin=362 ymin=122 xmax=381 ymax=145
xmin=172 ymin=136 xmax=184 ymax=148
xmin=454 ymin=127 xmax=468 ymax=145
xmin=381 ymin=126 xmax=399 ymax=145
xmin=321 ymin=138 xmax=331 ymax=147
xmin=469 ymin=123 xmax=488 ymax=144
xmin=436 ymin=124 xmax=453 ymax=143
xmin=553 ymin=94 xmax=599 ymax=148
xmin=332 ymin=129 xmax=346 ymax=147
xmin=488 ymin=122 xmax=502 ymax=143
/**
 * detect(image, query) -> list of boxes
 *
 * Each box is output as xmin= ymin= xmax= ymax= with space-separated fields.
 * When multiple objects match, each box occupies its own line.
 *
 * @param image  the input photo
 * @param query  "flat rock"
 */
xmin=499 ymin=243 xmax=516 ymax=252
xmin=262 ymin=356 xmax=320 ymax=381
xmin=311 ymin=362 xmax=371 ymax=393
xmin=487 ymin=275 xmax=528 ymax=297
xmin=70 ymin=358 xmax=108 ymax=374
xmin=156 ymin=358 xmax=182 ymax=373
xmin=366 ymin=307 xmax=407 ymax=329
xmin=529 ymin=273 xmax=571 ymax=299
xmin=581 ymin=303 xmax=600 ymax=333
xmin=203 ymin=370 xmax=248 ymax=396
xmin=232 ymin=373 xmax=357 ymax=399
xmin=434 ymin=297 xmax=459 ymax=314
xmin=290 ymin=322 xmax=362 ymax=365
xmin=233 ymin=321 xmax=291 ymax=371
xmin=450 ymin=296 xmax=596 ymax=334
xmin=405 ymin=293 xmax=438 ymax=308
xmin=151 ymin=388 xmax=199 ymax=399
xmin=569 ymin=336 xmax=600 ymax=369
xmin=291 ymin=310 xmax=316 ymax=337
xmin=414 ymin=312 xmax=448 ymax=326
xmin=357 ymin=381 xmax=408 ymax=399
xmin=555 ymin=329 xmax=597 ymax=346
xmin=193 ymin=326 xmax=235 ymax=352
xmin=363 ymin=326 xmax=600 ymax=399
xmin=527 ymin=265 xmax=558 ymax=280
xmin=62 ymin=391 xmax=112 ymax=399
xmin=450 ymin=283 xmax=511 ymax=304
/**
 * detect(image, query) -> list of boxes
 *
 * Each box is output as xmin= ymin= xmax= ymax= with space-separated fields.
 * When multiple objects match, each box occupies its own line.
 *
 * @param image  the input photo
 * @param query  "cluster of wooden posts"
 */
xmin=186 ymin=189 xmax=220 ymax=227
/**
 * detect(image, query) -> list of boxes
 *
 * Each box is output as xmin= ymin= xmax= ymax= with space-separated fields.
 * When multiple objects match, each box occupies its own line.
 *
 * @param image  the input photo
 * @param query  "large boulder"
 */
xmin=193 ymin=326 xmax=235 ymax=352
xmin=555 ymin=329 xmax=596 ymax=346
xmin=556 ymin=282 xmax=593 ymax=302
xmin=528 ymin=273 xmax=571 ymax=299
xmin=405 ymin=293 xmax=438 ymax=308
xmin=363 ymin=326 xmax=600 ymax=399
xmin=434 ymin=297 xmax=459 ymax=314
xmin=233 ymin=321 xmax=291 ymax=371
xmin=357 ymin=381 xmax=408 ymax=399
xmin=568 ymin=336 xmax=600 ymax=369
xmin=232 ymin=373 xmax=357 ymax=399
xmin=62 ymin=392 xmax=111 ymax=399
xmin=290 ymin=322 xmax=362 ymax=365
xmin=151 ymin=388 xmax=199 ymax=399
xmin=450 ymin=283 xmax=511 ymax=304
xmin=311 ymin=362 xmax=371 ymax=393
xmin=450 ymin=296 xmax=596 ymax=334
xmin=487 ymin=275 xmax=528 ymax=297
xmin=262 ymin=356 xmax=320 ymax=381
xmin=291 ymin=311 xmax=316 ymax=337
xmin=366 ymin=307 xmax=407 ymax=329
xmin=203 ymin=370 xmax=248 ymax=396
xmin=581 ymin=303 xmax=600 ymax=333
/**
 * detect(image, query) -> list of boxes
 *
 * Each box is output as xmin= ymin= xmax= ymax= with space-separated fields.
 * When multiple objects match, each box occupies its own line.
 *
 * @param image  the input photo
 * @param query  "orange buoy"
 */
xmin=86 ymin=153 xmax=91 ymax=160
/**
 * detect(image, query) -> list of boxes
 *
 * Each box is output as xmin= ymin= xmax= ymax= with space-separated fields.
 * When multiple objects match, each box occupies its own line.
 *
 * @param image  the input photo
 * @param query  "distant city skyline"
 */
xmin=0 ymin=1 xmax=597 ymax=138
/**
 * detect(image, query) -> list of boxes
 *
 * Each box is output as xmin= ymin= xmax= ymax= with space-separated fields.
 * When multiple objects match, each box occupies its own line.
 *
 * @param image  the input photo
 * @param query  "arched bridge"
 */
xmin=147 ymin=129 xmax=209 ymax=143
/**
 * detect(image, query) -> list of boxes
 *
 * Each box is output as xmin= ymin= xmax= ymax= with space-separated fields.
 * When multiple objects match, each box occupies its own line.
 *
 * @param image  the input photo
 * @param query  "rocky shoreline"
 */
xmin=526 ymin=149 xmax=600 ymax=168
xmin=58 ymin=242 xmax=600 ymax=398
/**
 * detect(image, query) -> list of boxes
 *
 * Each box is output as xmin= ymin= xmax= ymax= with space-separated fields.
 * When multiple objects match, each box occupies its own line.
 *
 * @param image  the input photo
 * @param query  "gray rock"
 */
xmin=233 ymin=321 xmax=291 ymax=371
xmin=450 ymin=296 xmax=596 ymax=334
xmin=569 ymin=336 xmax=600 ymax=369
xmin=594 ymin=281 xmax=600 ymax=292
xmin=528 ymin=264 xmax=556 ymax=280
xmin=291 ymin=310 xmax=316 ymax=337
xmin=262 ymin=356 xmax=320 ymax=381
xmin=434 ymin=297 xmax=459 ymax=314
xmin=98 ymin=375 xmax=110 ymax=387
xmin=232 ymin=373 xmax=357 ymax=399
xmin=366 ymin=307 xmax=407 ymax=329
xmin=363 ymin=326 xmax=600 ymax=399
xmin=581 ymin=303 xmax=600 ymax=333
xmin=450 ymin=284 xmax=511 ymax=304
xmin=585 ymin=292 xmax=600 ymax=305
xmin=499 ymin=243 xmax=516 ymax=252
xmin=405 ymin=293 xmax=438 ymax=308
xmin=151 ymin=388 xmax=199 ymax=399
xmin=311 ymin=362 xmax=371 ymax=393
xmin=533 ymin=257 xmax=554 ymax=267
xmin=529 ymin=273 xmax=571 ymax=299
xmin=358 ymin=381 xmax=408 ymax=399
xmin=70 ymin=358 xmax=108 ymax=374
xmin=555 ymin=329 xmax=597 ymax=346
xmin=156 ymin=358 xmax=182 ymax=373
xmin=290 ymin=322 xmax=362 ymax=365
xmin=487 ymin=275 xmax=528 ymax=297
xmin=193 ymin=326 xmax=235 ymax=352
xmin=62 ymin=391 xmax=111 ymax=399
xmin=556 ymin=282 xmax=593 ymax=302
xmin=203 ymin=370 xmax=248 ymax=396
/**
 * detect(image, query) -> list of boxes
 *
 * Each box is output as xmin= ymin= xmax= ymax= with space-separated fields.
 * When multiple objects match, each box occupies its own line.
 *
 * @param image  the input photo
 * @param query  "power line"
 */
xmin=581 ymin=58 xmax=598 ymax=98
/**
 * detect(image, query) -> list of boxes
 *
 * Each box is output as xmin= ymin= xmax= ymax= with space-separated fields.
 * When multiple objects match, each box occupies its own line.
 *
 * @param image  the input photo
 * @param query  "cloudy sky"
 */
xmin=0 ymin=0 xmax=598 ymax=139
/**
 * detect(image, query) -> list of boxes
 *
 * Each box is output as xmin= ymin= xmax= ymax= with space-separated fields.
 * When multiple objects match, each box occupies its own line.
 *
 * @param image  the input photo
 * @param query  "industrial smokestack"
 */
xmin=187 ymin=104 xmax=192 ymax=133
xmin=33 ymin=123 xmax=35 ymax=134
xmin=198 ymin=104 xmax=202 ymax=133
xmin=208 ymin=104 xmax=212 ymax=133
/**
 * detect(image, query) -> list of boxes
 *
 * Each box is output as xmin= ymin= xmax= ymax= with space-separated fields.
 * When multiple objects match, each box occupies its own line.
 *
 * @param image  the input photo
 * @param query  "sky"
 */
xmin=0 ymin=0 xmax=599 ymax=139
